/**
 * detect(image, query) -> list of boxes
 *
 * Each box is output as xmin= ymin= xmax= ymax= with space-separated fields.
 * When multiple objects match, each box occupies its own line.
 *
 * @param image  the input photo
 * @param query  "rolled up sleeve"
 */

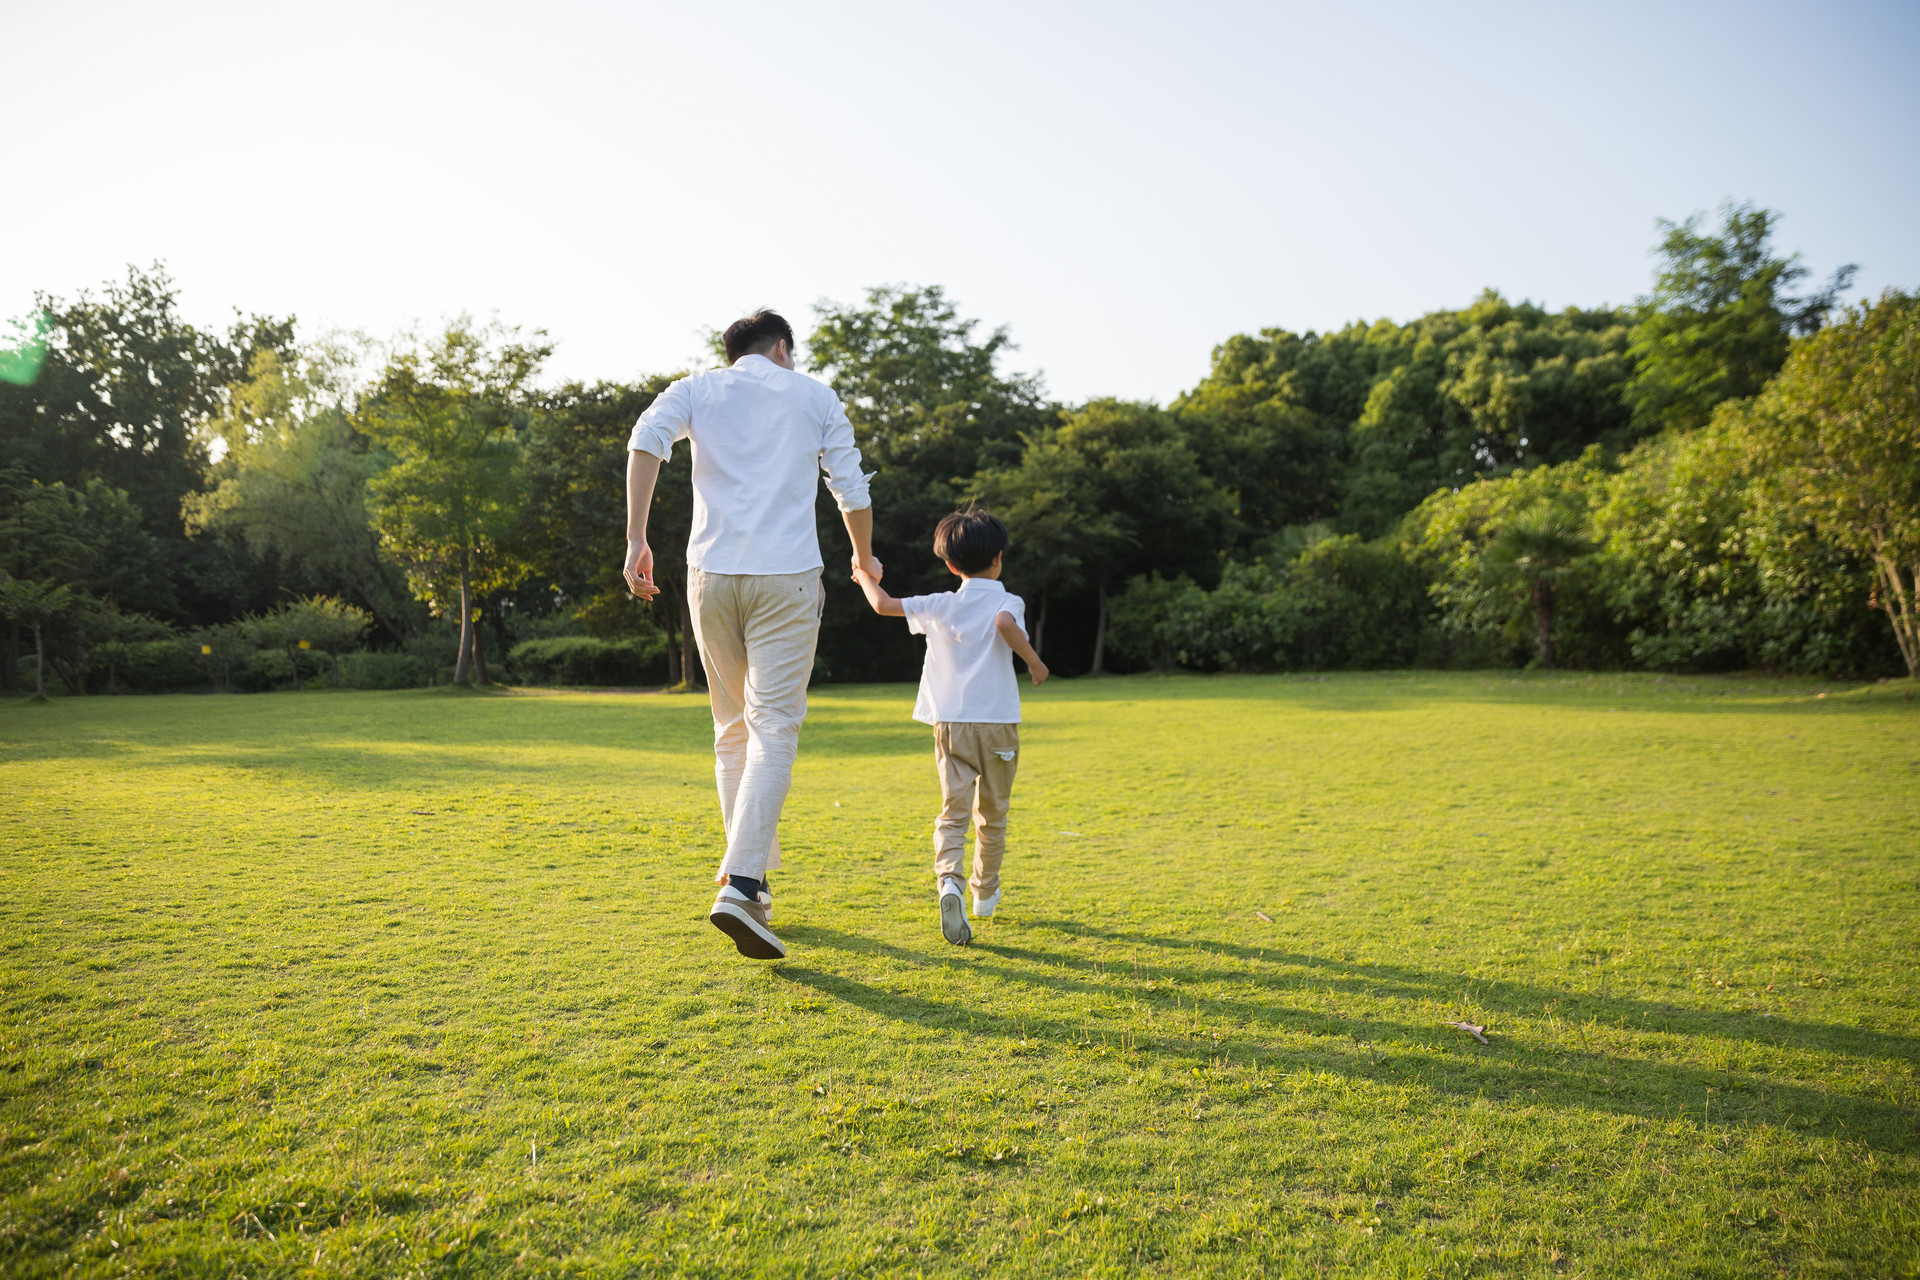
xmin=628 ymin=378 xmax=692 ymax=461
xmin=817 ymin=393 xmax=872 ymax=512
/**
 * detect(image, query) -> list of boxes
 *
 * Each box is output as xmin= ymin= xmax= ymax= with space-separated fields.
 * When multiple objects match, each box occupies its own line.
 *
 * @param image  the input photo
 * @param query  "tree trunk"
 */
xmin=1531 ymin=580 xmax=1556 ymax=668
xmin=1872 ymin=550 xmax=1918 ymax=678
xmin=331 ymin=651 xmax=342 ymax=689
xmin=663 ymin=589 xmax=682 ymax=686
xmin=472 ymin=602 xmax=492 ymax=687
xmin=1033 ymin=591 xmax=1049 ymax=660
xmin=1090 ymin=584 xmax=1109 ymax=675
xmin=453 ymin=553 xmax=473 ymax=686
xmin=287 ymin=646 xmax=302 ymax=692
xmin=5 ymin=620 xmax=17 ymax=693
xmin=31 ymin=622 xmax=45 ymax=698
xmin=488 ymin=596 xmax=511 ymax=682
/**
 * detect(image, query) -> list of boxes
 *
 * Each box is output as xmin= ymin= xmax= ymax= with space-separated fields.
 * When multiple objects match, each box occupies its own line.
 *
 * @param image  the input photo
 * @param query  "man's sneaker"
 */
xmin=973 ymin=889 xmax=1000 ymax=919
xmin=710 ymin=885 xmax=786 ymax=959
xmin=938 ymin=875 xmax=972 ymax=946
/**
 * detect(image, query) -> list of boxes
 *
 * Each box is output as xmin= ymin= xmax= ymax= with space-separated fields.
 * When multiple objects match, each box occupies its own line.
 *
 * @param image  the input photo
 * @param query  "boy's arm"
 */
xmin=995 ymin=611 xmax=1049 ymax=684
xmin=852 ymin=566 xmax=906 ymax=617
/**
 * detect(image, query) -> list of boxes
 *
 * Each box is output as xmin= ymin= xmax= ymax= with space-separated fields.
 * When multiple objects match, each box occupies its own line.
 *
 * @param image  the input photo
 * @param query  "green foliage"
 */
xmin=337 ymin=651 xmax=432 ymax=690
xmin=87 ymin=637 xmax=202 ymax=692
xmin=1109 ymin=535 xmax=1431 ymax=672
xmin=1403 ymin=449 xmax=1616 ymax=667
xmin=515 ymin=378 xmax=691 ymax=676
xmin=0 ymin=265 xmax=292 ymax=549
xmin=1184 ymin=292 xmax=1637 ymax=538
xmin=238 ymin=596 xmax=371 ymax=690
xmin=0 ymin=468 xmax=173 ymax=616
xmin=1625 ymin=202 xmax=1855 ymax=435
xmin=983 ymin=399 xmax=1234 ymax=668
xmin=185 ymin=343 xmax=415 ymax=640
xmin=1735 ymin=291 xmax=1920 ymax=675
xmin=507 ymin=635 xmax=667 ymax=687
xmin=362 ymin=319 xmax=548 ymax=684
xmin=808 ymin=286 xmax=1056 ymax=681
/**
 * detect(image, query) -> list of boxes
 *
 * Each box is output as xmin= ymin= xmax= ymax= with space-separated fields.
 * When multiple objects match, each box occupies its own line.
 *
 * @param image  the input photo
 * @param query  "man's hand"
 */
xmin=623 ymin=537 xmax=659 ymax=600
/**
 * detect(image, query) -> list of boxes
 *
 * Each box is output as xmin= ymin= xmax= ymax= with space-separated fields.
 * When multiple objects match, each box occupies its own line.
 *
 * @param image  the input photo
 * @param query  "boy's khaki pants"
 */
xmin=932 ymin=721 xmax=1018 ymax=898
xmin=688 ymin=567 xmax=822 ymax=884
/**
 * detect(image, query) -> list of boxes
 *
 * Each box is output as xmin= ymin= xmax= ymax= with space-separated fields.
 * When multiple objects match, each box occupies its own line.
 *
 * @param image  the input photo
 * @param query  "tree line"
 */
xmin=2 ymin=201 xmax=1914 ymax=696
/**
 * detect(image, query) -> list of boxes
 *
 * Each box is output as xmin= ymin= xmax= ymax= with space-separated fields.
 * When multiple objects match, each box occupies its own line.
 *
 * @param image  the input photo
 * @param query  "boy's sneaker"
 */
xmin=938 ymin=876 xmax=972 ymax=946
xmin=710 ymin=885 xmax=785 ymax=960
xmin=973 ymin=889 xmax=1000 ymax=919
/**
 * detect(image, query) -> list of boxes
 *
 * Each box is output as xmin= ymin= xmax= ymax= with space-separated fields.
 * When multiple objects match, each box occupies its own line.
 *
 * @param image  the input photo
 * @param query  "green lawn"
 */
xmin=2 ymin=672 xmax=1916 ymax=1278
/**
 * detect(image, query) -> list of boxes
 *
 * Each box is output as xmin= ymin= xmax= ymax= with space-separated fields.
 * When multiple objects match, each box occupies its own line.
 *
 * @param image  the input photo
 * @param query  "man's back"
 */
xmin=629 ymin=354 xmax=868 ymax=576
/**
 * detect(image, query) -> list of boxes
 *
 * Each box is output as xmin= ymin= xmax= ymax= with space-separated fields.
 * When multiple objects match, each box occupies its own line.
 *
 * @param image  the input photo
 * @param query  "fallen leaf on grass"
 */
xmin=1443 ymin=1020 xmax=1490 ymax=1044
xmin=1253 ymin=911 xmax=1273 ymax=924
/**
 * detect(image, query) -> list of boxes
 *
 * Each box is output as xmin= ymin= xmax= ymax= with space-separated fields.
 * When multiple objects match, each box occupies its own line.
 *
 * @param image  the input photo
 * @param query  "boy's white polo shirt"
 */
xmin=901 ymin=578 xmax=1028 ymax=726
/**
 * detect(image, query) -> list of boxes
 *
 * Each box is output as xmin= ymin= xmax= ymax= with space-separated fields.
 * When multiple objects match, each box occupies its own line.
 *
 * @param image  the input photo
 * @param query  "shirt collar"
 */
xmin=732 ymin=354 xmax=778 ymax=372
xmin=956 ymin=577 xmax=1006 ymax=593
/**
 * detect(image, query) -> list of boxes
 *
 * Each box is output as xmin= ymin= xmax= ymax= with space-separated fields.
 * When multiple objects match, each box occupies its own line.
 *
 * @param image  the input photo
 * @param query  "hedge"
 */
xmin=508 ymin=636 xmax=669 ymax=687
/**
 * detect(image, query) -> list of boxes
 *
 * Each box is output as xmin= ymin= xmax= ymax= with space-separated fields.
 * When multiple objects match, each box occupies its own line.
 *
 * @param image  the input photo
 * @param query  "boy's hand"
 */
xmin=1027 ymin=659 xmax=1050 ymax=686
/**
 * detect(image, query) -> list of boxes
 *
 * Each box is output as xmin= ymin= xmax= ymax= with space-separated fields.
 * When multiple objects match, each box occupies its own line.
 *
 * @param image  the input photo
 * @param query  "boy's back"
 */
xmin=902 ymin=578 xmax=1027 ymax=726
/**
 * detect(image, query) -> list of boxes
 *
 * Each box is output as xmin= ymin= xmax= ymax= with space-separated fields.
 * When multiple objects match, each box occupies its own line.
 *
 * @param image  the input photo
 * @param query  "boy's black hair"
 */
xmin=722 ymin=310 xmax=795 ymax=365
xmin=933 ymin=508 xmax=1009 ymax=574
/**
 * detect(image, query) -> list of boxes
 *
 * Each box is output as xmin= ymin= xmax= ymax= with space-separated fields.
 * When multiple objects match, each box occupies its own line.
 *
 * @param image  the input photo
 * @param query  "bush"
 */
xmin=232 ymin=647 xmax=329 ymax=692
xmin=1109 ymin=536 xmax=1433 ymax=672
xmin=90 ymin=640 xmax=204 ymax=692
xmin=339 ymin=652 xmax=431 ymax=689
xmin=508 ymin=635 xmax=668 ymax=687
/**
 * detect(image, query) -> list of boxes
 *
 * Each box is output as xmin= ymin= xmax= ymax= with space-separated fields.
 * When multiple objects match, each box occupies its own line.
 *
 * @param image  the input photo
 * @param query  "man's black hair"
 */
xmin=933 ymin=509 xmax=1009 ymax=574
xmin=722 ymin=310 xmax=796 ymax=365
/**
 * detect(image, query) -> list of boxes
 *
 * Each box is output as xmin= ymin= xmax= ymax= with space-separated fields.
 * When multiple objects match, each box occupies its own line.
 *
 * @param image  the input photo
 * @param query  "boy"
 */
xmin=851 ymin=509 xmax=1048 ymax=946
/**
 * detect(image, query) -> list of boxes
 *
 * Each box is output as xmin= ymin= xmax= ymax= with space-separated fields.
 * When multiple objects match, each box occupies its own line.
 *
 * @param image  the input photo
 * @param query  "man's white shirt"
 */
xmin=627 ymin=354 xmax=871 ymax=576
xmin=901 ymin=578 xmax=1028 ymax=725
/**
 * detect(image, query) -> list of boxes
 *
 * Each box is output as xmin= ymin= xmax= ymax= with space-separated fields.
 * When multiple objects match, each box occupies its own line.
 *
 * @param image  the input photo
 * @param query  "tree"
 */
xmin=982 ymin=401 xmax=1233 ymax=673
xmin=0 ymin=468 xmax=172 ymax=691
xmin=1181 ymin=292 xmax=1637 ymax=539
xmin=361 ymin=320 xmax=548 ymax=685
xmin=808 ymin=286 xmax=1055 ymax=680
xmin=1626 ymin=202 xmax=1855 ymax=435
xmin=0 ymin=265 xmax=294 ymax=621
xmin=186 ymin=342 xmax=416 ymax=641
xmin=516 ymin=379 xmax=690 ymax=683
xmin=1403 ymin=448 xmax=1616 ymax=668
xmin=1738 ymin=292 xmax=1920 ymax=676
xmin=0 ymin=575 xmax=80 ymax=698
xmin=1480 ymin=505 xmax=1594 ymax=667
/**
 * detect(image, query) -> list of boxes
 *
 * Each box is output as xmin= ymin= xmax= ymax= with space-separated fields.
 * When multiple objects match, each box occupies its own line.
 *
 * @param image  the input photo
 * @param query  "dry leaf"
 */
xmin=1254 ymin=911 xmax=1274 ymax=924
xmin=1443 ymin=1020 xmax=1490 ymax=1044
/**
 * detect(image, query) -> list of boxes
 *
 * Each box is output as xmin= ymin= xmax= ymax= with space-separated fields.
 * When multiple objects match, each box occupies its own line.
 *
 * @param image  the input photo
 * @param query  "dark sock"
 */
xmin=728 ymin=875 xmax=766 ymax=899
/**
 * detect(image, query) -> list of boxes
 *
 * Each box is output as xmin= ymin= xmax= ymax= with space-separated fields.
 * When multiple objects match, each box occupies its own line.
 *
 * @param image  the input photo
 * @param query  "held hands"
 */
xmin=623 ymin=538 xmax=659 ymax=600
xmin=851 ymin=552 xmax=883 ymax=584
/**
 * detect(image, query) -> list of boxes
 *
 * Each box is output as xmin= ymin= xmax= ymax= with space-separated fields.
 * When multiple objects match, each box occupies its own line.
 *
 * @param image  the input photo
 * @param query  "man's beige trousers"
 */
xmin=932 ymin=721 xmax=1019 ymax=898
xmin=688 ymin=568 xmax=822 ymax=883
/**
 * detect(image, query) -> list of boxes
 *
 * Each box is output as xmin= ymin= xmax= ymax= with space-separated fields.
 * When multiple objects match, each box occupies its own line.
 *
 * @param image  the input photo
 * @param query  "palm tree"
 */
xmin=1482 ymin=506 xmax=1593 ymax=668
xmin=0 ymin=575 xmax=78 ymax=699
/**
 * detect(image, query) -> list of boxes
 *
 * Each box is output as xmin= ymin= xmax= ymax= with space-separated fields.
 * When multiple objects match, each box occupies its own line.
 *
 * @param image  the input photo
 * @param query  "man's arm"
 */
xmin=841 ymin=505 xmax=882 ymax=582
xmin=996 ymin=611 xmax=1049 ymax=684
xmin=623 ymin=449 xmax=662 ymax=600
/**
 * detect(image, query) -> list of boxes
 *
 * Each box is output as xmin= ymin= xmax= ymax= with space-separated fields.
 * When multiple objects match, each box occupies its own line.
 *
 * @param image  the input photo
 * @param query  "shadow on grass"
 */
xmin=779 ymin=923 xmax=1920 ymax=1153
xmin=1024 ymin=919 xmax=1920 ymax=1067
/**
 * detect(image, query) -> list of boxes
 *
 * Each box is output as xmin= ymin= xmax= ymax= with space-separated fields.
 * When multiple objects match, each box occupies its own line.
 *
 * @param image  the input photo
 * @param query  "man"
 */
xmin=624 ymin=310 xmax=879 ymax=960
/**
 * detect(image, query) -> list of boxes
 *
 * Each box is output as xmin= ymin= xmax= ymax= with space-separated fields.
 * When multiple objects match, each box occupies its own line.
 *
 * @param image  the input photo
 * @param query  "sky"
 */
xmin=2 ymin=0 xmax=1916 ymax=405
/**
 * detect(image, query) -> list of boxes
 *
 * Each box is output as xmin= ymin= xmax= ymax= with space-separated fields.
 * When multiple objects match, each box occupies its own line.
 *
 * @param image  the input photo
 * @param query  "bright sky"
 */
xmin=3 ymin=0 xmax=1915 ymax=405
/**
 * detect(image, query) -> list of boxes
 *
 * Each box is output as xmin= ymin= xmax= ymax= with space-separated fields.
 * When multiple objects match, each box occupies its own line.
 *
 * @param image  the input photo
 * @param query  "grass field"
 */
xmin=2 ymin=672 xmax=1917 ymax=1278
